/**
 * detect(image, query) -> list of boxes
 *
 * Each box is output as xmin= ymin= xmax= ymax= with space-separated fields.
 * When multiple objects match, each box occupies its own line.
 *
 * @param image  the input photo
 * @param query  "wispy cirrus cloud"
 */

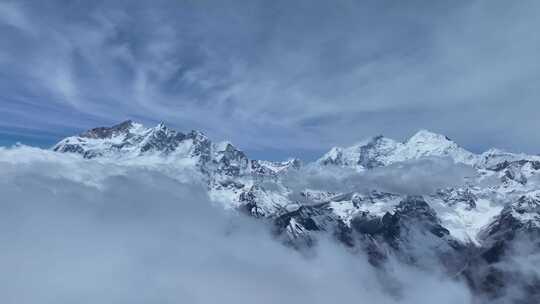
xmin=1 ymin=1 xmax=540 ymax=159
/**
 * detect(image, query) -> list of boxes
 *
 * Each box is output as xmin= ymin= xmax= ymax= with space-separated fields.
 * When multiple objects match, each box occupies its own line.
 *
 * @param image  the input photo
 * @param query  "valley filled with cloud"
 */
xmin=0 ymin=146 xmax=476 ymax=304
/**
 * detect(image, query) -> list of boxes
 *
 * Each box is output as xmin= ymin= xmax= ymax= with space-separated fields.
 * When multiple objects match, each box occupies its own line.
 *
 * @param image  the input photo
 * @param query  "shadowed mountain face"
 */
xmin=50 ymin=121 xmax=540 ymax=302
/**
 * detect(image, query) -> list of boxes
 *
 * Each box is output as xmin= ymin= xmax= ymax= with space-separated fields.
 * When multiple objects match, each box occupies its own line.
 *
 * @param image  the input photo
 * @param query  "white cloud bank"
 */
xmin=283 ymin=157 xmax=477 ymax=196
xmin=0 ymin=146 xmax=473 ymax=304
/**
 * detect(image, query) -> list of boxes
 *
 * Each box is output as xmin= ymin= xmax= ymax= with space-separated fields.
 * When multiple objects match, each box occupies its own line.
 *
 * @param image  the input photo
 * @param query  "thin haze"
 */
xmin=1 ymin=0 xmax=540 ymax=160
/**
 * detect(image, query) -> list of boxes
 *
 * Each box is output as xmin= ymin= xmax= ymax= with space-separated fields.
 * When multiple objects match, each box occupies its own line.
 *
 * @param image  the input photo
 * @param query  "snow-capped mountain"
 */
xmin=51 ymin=121 xmax=540 ymax=244
xmin=317 ymin=130 xmax=477 ymax=169
xmin=51 ymin=121 xmax=540 ymax=302
xmin=53 ymin=120 xmax=300 ymax=178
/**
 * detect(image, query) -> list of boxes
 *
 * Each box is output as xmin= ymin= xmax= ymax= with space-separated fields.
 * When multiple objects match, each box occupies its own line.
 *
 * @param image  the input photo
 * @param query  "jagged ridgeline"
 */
xmin=53 ymin=120 xmax=540 ymax=302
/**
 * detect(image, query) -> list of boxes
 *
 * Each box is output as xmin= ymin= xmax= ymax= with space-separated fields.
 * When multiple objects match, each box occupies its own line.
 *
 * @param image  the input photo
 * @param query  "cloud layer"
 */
xmin=284 ymin=157 xmax=476 ymax=196
xmin=0 ymin=146 xmax=475 ymax=303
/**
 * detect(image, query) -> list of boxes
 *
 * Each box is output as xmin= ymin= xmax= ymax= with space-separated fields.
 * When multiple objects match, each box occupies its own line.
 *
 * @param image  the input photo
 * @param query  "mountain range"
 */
xmin=52 ymin=120 xmax=540 ymax=302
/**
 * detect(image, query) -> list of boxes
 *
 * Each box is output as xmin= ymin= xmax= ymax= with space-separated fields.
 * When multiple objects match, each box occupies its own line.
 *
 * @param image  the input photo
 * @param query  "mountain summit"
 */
xmin=317 ymin=129 xmax=477 ymax=169
xmin=53 ymin=120 xmax=301 ymax=177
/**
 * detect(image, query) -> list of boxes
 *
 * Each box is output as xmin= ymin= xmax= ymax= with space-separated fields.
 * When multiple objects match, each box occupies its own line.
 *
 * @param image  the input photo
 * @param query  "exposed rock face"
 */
xmin=461 ymin=193 xmax=540 ymax=303
xmin=479 ymin=192 xmax=540 ymax=263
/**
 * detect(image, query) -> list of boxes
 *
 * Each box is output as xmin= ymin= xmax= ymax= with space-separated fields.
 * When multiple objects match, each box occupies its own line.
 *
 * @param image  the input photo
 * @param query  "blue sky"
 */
xmin=1 ymin=0 xmax=540 ymax=160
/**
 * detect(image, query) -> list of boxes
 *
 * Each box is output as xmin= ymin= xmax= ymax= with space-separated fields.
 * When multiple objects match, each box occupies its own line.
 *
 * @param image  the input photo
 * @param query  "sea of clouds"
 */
xmin=0 ymin=145 xmax=503 ymax=304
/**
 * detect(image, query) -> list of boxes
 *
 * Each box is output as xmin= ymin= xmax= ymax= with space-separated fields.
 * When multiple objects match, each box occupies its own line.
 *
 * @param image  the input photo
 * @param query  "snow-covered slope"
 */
xmin=317 ymin=130 xmax=478 ymax=169
xmin=317 ymin=135 xmax=402 ymax=168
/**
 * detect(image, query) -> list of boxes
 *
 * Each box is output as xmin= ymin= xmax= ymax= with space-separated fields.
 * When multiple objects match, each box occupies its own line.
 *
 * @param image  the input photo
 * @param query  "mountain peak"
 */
xmin=148 ymin=122 xmax=177 ymax=137
xmin=393 ymin=129 xmax=478 ymax=164
xmin=54 ymin=121 xmax=196 ymax=159
xmin=407 ymin=129 xmax=452 ymax=145
xmin=79 ymin=120 xmax=136 ymax=139
xmin=316 ymin=135 xmax=402 ymax=168
xmin=215 ymin=141 xmax=235 ymax=152
xmin=317 ymin=129 xmax=479 ymax=168
xmin=405 ymin=130 xmax=457 ymax=155
xmin=156 ymin=121 xmax=167 ymax=129
xmin=186 ymin=129 xmax=208 ymax=141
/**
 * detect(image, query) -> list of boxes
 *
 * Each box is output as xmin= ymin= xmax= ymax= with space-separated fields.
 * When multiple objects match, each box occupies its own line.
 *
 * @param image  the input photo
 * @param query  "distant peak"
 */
xmin=114 ymin=120 xmax=134 ymax=128
xmin=155 ymin=121 xmax=168 ymax=130
xmin=407 ymin=129 xmax=452 ymax=144
xmin=186 ymin=129 xmax=208 ymax=141
xmin=215 ymin=141 xmax=234 ymax=152
xmin=80 ymin=120 xmax=136 ymax=139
